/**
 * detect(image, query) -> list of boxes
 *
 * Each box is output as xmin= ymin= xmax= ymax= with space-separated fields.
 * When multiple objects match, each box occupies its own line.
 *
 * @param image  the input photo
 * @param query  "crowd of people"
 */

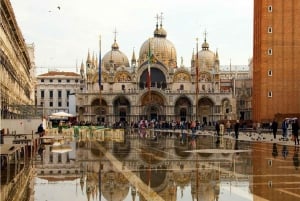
xmin=270 ymin=118 xmax=299 ymax=145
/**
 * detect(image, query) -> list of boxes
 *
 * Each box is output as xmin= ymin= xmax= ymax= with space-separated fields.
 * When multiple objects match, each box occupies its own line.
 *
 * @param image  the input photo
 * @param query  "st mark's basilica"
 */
xmin=75 ymin=17 xmax=250 ymax=126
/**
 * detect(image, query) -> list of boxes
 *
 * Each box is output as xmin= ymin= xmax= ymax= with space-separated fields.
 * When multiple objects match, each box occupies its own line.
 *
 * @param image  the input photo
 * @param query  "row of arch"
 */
xmin=79 ymin=91 xmax=232 ymax=123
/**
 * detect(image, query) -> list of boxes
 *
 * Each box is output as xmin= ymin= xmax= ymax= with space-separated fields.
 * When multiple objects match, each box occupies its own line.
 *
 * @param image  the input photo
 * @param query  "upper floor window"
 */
xmin=268 ymin=91 xmax=272 ymax=97
xmin=268 ymin=26 xmax=272 ymax=33
xmin=58 ymin=90 xmax=62 ymax=98
xmin=49 ymin=79 xmax=53 ymax=83
xmin=41 ymin=90 xmax=44 ymax=98
xmin=66 ymin=79 xmax=70 ymax=83
xmin=268 ymin=48 xmax=272 ymax=55
xmin=41 ymin=79 xmax=44 ymax=82
xmin=180 ymin=84 xmax=184 ymax=90
xmin=268 ymin=69 xmax=272 ymax=76
xmin=58 ymin=79 xmax=61 ymax=83
xmin=268 ymin=5 xmax=272 ymax=12
xmin=49 ymin=90 xmax=53 ymax=98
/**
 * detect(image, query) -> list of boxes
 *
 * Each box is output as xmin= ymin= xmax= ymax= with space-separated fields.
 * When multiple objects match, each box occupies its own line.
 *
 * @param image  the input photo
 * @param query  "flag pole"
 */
xmin=195 ymin=38 xmax=199 ymax=121
xmin=98 ymin=35 xmax=102 ymax=125
xmin=148 ymin=38 xmax=152 ymax=103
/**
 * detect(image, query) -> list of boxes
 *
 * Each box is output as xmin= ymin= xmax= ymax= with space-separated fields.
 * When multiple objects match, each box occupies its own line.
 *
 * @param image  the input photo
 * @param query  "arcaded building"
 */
xmin=0 ymin=0 xmax=35 ymax=119
xmin=75 ymin=19 xmax=251 ymax=126
xmin=253 ymin=0 xmax=300 ymax=122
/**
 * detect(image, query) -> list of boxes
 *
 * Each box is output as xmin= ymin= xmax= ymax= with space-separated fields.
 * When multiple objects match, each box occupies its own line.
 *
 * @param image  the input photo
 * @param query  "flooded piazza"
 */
xmin=2 ymin=128 xmax=299 ymax=201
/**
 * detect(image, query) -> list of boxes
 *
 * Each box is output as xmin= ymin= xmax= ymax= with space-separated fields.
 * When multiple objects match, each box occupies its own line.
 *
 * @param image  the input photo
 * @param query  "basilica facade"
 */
xmin=75 ymin=20 xmax=247 ymax=126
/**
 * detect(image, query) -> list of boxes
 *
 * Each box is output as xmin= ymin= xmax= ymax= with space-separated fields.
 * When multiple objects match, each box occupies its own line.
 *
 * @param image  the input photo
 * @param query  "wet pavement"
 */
xmin=30 ymin=129 xmax=300 ymax=201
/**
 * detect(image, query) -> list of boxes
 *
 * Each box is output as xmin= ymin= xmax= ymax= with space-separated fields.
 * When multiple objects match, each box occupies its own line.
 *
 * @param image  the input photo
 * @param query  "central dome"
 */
xmin=139 ymin=23 xmax=177 ymax=68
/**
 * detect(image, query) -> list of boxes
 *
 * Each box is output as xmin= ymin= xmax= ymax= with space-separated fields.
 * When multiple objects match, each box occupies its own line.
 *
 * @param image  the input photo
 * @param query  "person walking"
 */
xmin=234 ymin=120 xmax=240 ymax=139
xmin=191 ymin=120 xmax=196 ymax=139
xmin=292 ymin=119 xmax=299 ymax=145
xmin=271 ymin=119 xmax=278 ymax=139
xmin=282 ymin=120 xmax=288 ymax=141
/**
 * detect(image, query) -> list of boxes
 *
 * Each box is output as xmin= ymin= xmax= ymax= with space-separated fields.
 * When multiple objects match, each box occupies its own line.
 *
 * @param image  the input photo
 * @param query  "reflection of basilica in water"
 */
xmin=35 ymin=132 xmax=252 ymax=201
xmin=75 ymin=14 xmax=252 ymax=125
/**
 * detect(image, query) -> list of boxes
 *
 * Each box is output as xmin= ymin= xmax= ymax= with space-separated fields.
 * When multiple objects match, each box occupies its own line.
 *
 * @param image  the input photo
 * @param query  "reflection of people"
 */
xmin=0 ymin=128 xmax=4 ymax=144
xmin=282 ymin=145 xmax=289 ymax=159
xmin=226 ymin=121 xmax=231 ymax=135
xmin=272 ymin=143 xmax=278 ymax=158
xmin=292 ymin=119 xmax=299 ymax=145
xmin=215 ymin=122 xmax=220 ymax=136
xmin=234 ymin=120 xmax=240 ymax=139
xmin=189 ymin=138 xmax=196 ymax=149
xmin=234 ymin=140 xmax=239 ymax=150
xmin=271 ymin=119 xmax=278 ymax=139
xmin=215 ymin=122 xmax=220 ymax=144
xmin=293 ymin=146 xmax=299 ymax=170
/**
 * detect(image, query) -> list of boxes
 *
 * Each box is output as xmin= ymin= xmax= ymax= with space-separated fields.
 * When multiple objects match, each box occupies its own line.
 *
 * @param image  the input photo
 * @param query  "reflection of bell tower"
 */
xmin=191 ymin=166 xmax=220 ymax=201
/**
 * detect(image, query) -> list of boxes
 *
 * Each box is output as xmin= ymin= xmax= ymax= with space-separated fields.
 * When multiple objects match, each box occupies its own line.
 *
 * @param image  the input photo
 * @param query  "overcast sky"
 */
xmin=10 ymin=0 xmax=253 ymax=74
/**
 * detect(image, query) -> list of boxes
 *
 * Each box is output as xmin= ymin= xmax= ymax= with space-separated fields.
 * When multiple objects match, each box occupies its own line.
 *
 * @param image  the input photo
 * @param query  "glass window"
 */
xmin=268 ymin=5 xmax=272 ymax=12
xmin=41 ymin=90 xmax=44 ymax=98
xmin=49 ymin=90 xmax=53 ymax=98
xmin=268 ymin=48 xmax=272 ymax=55
xmin=268 ymin=91 xmax=272 ymax=97
xmin=58 ymin=90 xmax=62 ymax=98
xmin=268 ymin=27 xmax=272 ymax=33
xmin=268 ymin=70 xmax=272 ymax=76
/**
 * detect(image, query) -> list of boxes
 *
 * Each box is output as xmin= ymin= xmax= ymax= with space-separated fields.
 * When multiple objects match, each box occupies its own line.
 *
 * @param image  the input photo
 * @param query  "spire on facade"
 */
xmin=131 ymin=47 xmax=136 ymax=65
xmin=80 ymin=60 xmax=85 ymax=78
xmin=86 ymin=49 xmax=91 ymax=63
xmin=111 ymin=28 xmax=119 ymax=50
xmin=215 ymin=49 xmax=219 ymax=60
xmin=202 ymin=30 xmax=209 ymax=50
xmin=191 ymin=48 xmax=195 ymax=67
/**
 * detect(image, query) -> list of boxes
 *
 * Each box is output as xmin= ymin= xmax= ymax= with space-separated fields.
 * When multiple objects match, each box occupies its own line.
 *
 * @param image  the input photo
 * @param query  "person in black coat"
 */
xmin=234 ymin=120 xmax=240 ymax=139
xmin=292 ymin=119 xmax=299 ymax=145
xmin=271 ymin=119 xmax=278 ymax=139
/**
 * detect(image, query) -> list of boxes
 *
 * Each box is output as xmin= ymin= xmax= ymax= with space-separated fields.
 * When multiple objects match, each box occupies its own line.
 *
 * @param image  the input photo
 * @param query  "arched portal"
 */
xmin=91 ymin=99 xmax=108 ymax=124
xmin=113 ymin=96 xmax=130 ymax=123
xmin=198 ymin=97 xmax=214 ymax=125
xmin=221 ymin=98 xmax=232 ymax=120
xmin=174 ymin=97 xmax=192 ymax=121
xmin=141 ymin=92 xmax=165 ymax=121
